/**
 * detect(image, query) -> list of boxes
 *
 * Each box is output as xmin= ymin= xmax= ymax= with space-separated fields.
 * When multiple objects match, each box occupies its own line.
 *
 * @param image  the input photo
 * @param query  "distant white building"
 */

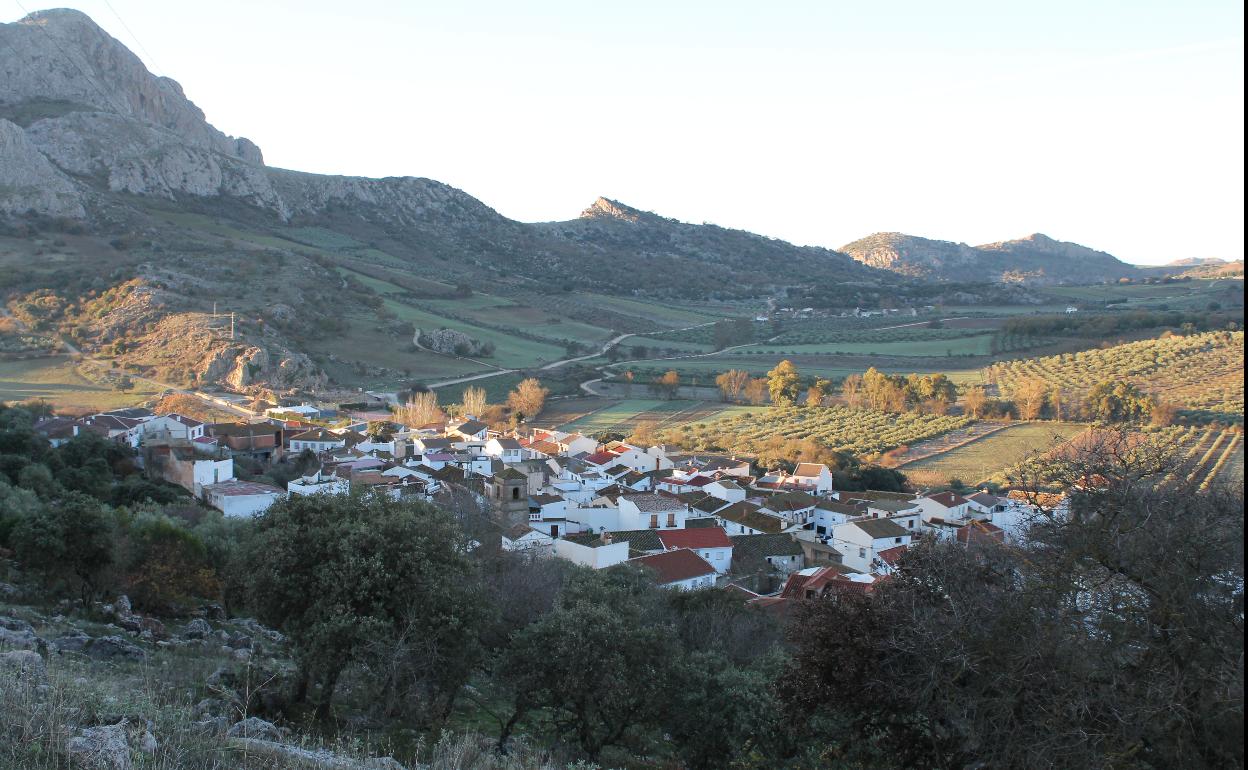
xmin=203 ymin=479 xmax=286 ymax=517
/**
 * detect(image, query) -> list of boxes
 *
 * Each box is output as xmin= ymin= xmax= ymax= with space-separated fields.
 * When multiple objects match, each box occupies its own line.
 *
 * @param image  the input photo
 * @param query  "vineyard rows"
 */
xmin=1145 ymin=424 xmax=1244 ymax=489
xmin=986 ymin=331 xmax=1244 ymax=421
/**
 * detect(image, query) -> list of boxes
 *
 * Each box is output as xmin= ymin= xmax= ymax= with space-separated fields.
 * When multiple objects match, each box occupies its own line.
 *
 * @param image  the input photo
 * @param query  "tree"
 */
xmin=780 ymin=432 xmax=1244 ymax=769
xmin=963 ymin=385 xmax=988 ymax=419
xmin=1084 ymin=380 xmax=1154 ymax=423
xmin=235 ymin=491 xmax=486 ymax=721
xmin=461 ymin=385 xmax=487 ymax=419
xmin=715 ymin=370 xmax=749 ymax=403
xmin=842 ymin=373 xmax=864 ymax=409
xmin=766 ymin=360 xmax=801 ymax=406
xmin=743 ymin=377 xmax=769 ymax=405
xmin=622 ymin=370 xmax=634 ymax=397
xmin=1151 ymin=400 xmax=1179 ymax=427
xmin=1015 ymin=377 xmax=1049 ymax=420
xmin=497 ymin=567 xmax=678 ymax=760
xmin=395 ymin=390 xmax=441 ymax=427
xmin=507 ymin=378 xmax=550 ymax=420
xmin=118 ymin=509 xmax=219 ymax=613
xmin=651 ymin=370 xmax=681 ymax=400
xmin=806 ymin=377 xmax=832 ymax=407
xmin=10 ymin=491 xmax=114 ymax=608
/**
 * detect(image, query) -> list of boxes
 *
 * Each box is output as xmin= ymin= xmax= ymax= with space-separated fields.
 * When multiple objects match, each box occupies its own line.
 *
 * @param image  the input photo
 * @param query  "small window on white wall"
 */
xmin=858 ymin=547 xmax=866 ymax=559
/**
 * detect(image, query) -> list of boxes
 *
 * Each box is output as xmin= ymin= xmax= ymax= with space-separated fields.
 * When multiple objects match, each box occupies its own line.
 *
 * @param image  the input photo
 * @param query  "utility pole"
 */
xmin=230 ymin=312 xmax=235 ymax=341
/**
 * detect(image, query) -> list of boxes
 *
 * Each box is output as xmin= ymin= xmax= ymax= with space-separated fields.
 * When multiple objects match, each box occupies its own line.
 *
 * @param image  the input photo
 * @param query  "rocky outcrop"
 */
xmin=840 ymin=231 xmax=1140 ymax=285
xmin=417 ymin=327 xmax=489 ymax=357
xmin=0 ymin=118 xmax=85 ymax=217
xmin=0 ymin=9 xmax=260 ymax=163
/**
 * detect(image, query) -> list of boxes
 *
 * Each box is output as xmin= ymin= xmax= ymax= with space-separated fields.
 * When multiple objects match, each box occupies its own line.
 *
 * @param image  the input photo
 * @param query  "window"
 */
xmin=858 ymin=547 xmax=866 ymax=559
xmin=650 ymin=514 xmax=659 ymax=528
xmin=550 ymin=525 xmax=559 ymax=537
xmin=512 ymin=487 xmax=520 ymax=500
xmin=895 ymin=537 xmax=902 ymax=544
xmin=703 ymin=551 xmax=711 ymax=559
xmin=907 ymin=520 xmax=914 ymax=528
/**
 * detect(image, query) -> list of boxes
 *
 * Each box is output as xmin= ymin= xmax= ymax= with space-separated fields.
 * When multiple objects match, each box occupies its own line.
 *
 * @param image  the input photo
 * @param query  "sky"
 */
xmin=9 ymin=0 xmax=1245 ymax=263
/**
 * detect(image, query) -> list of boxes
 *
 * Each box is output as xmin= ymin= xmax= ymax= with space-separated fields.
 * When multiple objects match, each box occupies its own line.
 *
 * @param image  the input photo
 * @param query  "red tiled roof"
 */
xmin=584 ymin=451 xmax=617 ymax=466
xmin=876 ymin=544 xmax=909 ymax=565
xmin=927 ymin=491 xmax=971 ymax=508
xmin=630 ymin=548 xmax=716 ymax=584
xmin=957 ymin=520 xmax=1005 ymax=545
xmin=657 ymin=527 xmax=732 ymax=550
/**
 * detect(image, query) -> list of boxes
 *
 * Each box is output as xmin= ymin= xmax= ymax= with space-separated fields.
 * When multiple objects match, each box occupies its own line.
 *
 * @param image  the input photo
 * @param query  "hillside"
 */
xmin=1136 ymin=257 xmax=1245 ymax=279
xmin=0 ymin=9 xmax=886 ymax=300
xmin=839 ymin=231 xmax=1140 ymax=285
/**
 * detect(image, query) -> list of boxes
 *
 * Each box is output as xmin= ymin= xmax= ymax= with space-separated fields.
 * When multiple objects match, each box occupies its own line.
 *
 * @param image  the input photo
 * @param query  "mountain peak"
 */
xmin=580 ymin=197 xmax=646 ymax=223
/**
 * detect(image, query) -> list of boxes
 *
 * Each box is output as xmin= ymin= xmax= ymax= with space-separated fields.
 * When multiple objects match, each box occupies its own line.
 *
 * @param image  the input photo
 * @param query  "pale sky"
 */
xmin=11 ymin=1 xmax=1245 ymax=263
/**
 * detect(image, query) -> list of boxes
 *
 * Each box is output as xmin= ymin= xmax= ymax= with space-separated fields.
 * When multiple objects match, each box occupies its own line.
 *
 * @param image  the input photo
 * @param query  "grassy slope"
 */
xmin=902 ymin=422 xmax=1089 ymax=487
xmin=0 ymin=357 xmax=160 ymax=412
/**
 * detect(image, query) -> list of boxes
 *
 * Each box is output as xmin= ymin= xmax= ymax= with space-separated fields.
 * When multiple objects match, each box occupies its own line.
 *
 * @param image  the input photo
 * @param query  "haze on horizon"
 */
xmin=14 ymin=0 xmax=1244 ymax=265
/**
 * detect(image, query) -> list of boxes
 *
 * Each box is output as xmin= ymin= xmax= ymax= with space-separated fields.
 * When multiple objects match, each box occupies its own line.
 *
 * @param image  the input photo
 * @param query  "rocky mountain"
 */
xmin=838 ymin=231 xmax=1140 ymax=285
xmin=1136 ymin=257 xmax=1245 ymax=280
xmin=0 ymin=9 xmax=884 ymax=298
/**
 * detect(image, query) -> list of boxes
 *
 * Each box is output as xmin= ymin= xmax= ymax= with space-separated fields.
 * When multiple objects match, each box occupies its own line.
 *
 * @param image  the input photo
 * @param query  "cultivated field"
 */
xmin=987 ymin=331 xmax=1245 ymax=422
xmin=666 ymin=405 xmax=971 ymax=457
xmin=901 ymin=421 xmax=1090 ymax=488
xmin=0 ymin=356 xmax=159 ymax=413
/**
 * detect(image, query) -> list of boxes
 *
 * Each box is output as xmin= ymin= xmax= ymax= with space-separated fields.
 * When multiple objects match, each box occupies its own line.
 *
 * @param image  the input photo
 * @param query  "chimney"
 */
xmin=600 ymin=530 xmax=613 ymax=545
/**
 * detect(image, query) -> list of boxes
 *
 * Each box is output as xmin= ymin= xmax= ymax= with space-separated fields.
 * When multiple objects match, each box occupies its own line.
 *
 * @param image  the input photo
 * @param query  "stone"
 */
xmin=226 ymin=633 xmax=252 ymax=650
xmin=192 ymin=716 xmax=229 ymax=736
xmin=52 ymin=632 xmax=91 ymax=653
xmin=182 ymin=619 xmax=212 ymax=639
xmin=229 ymin=738 xmax=404 ymax=769
xmin=84 ymin=635 xmax=145 ymax=661
xmin=136 ymin=731 xmax=158 ymax=755
xmin=0 ymin=615 xmax=34 ymax=633
xmin=65 ymin=721 xmax=132 ymax=770
xmin=199 ymin=603 xmax=226 ymax=621
xmin=0 ymin=625 xmax=44 ymax=654
xmin=114 ymin=596 xmax=132 ymax=616
xmin=0 ymin=649 xmax=48 ymax=685
xmin=225 ymin=717 xmax=284 ymax=741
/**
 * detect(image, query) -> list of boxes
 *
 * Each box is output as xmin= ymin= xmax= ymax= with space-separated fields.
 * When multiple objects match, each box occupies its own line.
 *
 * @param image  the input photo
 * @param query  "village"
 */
xmin=29 ymin=400 xmax=1061 ymax=605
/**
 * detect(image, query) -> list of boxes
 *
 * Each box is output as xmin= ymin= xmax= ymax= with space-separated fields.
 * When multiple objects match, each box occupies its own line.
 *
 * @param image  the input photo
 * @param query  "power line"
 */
xmin=100 ymin=0 xmax=163 ymax=74
xmin=11 ymin=0 xmax=133 ymax=117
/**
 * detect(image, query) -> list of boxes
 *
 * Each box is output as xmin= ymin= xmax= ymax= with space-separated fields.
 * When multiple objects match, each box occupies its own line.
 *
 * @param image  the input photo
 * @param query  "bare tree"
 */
xmin=461 ymin=385 xmax=488 ymax=419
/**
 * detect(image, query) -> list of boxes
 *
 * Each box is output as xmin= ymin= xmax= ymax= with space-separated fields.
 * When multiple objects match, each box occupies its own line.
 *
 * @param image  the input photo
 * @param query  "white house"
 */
xmin=266 ymin=403 xmax=320 ymax=419
xmin=139 ymin=414 xmax=206 ymax=442
xmin=485 ymin=437 xmax=524 ymax=463
xmin=657 ymin=527 xmax=734 ymax=574
xmin=967 ymin=491 xmax=1007 ymax=517
xmin=915 ymin=491 xmax=973 ymax=524
xmin=629 ymin=548 xmax=717 ymax=590
xmin=501 ymin=523 xmax=555 ymax=557
xmin=287 ymin=469 xmax=350 ymax=496
xmin=761 ymin=491 xmax=819 ymax=526
xmin=714 ymin=501 xmax=790 ymax=535
xmin=203 ymin=479 xmax=286 ymax=517
xmin=451 ymin=419 xmax=489 ymax=442
xmin=832 ymin=518 xmax=913 ymax=573
xmin=617 ymin=493 xmax=688 ymax=530
xmin=704 ymin=479 xmax=747 ymax=503
xmin=812 ymin=500 xmax=863 ymax=536
xmin=790 ymin=462 xmax=835 ymax=493
xmin=188 ymin=457 xmax=234 ymax=496
xmin=529 ymin=493 xmax=569 ymax=537
xmin=553 ymin=533 xmax=630 ymax=569
xmin=288 ymin=428 xmax=346 ymax=454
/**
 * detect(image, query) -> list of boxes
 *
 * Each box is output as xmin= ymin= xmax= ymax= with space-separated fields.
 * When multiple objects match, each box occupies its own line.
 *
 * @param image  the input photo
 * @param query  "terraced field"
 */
xmin=987 ymin=331 xmax=1244 ymax=422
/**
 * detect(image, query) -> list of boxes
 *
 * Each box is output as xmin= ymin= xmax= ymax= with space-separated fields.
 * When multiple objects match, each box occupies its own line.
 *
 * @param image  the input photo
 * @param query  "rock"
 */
xmin=229 ymin=738 xmax=404 ymax=769
xmin=136 ymin=731 xmax=158 ymax=755
xmin=0 ymin=118 xmax=86 ymax=218
xmin=114 ymin=596 xmax=132 ymax=616
xmin=0 ymin=649 xmax=47 ymax=685
xmin=226 ymin=633 xmax=252 ymax=650
xmin=233 ymin=618 xmax=286 ymax=644
xmin=52 ymin=632 xmax=91 ymax=653
xmin=0 ymin=615 xmax=34 ymax=633
xmin=183 ymin=619 xmax=212 ymax=639
xmin=65 ymin=721 xmax=132 ymax=770
xmin=199 ymin=603 xmax=226 ymax=621
xmin=193 ymin=697 xmax=225 ymax=718
xmin=0 ymin=582 xmax=17 ymax=597
xmin=1 ymin=625 xmax=47 ymax=654
xmin=192 ymin=716 xmax=229 ymax=736
xmin=84 ymin=635 xmax=145 ymax=661
xmin=231 ymin=648 xmax=252 ymax=663
xmin=225 ymin=717 xmax=284 ymax=741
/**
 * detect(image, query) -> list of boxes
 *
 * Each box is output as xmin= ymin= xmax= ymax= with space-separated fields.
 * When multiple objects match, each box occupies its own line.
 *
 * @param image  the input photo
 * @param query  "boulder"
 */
xmin=226 ymin=633 xmax=252 ymax=650
xmin=183 ymin=619 xmax=212 ymax=639
xmin=65 ymin=721 xmax=132 ymax=770
xmin=52 ymin=632 xmax=91 ymax=653
xmin=0 ymin=649 xmax=48 ymax=685
xmin=231 ymin=648 xmax=252 ymax=663
xmin=225 ymin=717 xmax=285 ymax=741
xmin=0 ymin=615 xmax=34 ymax=633
xmin=0 ymin=624 xmax=45 ymax=654
xmin=84 ymin=635 xmax=145 ymax=661
xmin=229 ymin=738 xmax=406 ymax=769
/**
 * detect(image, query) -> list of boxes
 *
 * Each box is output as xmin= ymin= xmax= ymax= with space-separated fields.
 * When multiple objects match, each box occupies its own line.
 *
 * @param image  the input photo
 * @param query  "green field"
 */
xmin=0 ymin=357 xmax=159 ymax=413
xmin=1043 ymin=279 xmax=1242 ymax=310
xmin=902 ymin=422 xmax=1089 ymax=487
xmin=609 ymin=356 xmax=987 ymax=386
xmin=737 ymin=334 xmax=996 ymax=357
